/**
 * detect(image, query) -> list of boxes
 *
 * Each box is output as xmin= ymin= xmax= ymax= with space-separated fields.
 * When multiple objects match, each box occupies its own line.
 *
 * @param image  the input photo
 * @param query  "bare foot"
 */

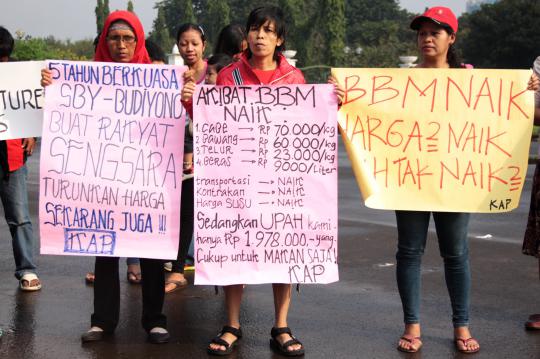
xmin=397 ymin=323 xmax=422 ymax=352
xmin=127 ymin=263 xmax=142 ymax=284
xmin=85 ymin=272 xmax=95 ymax=284
xmin=454 ymin=326 xmax=480 ymax=353
xmin=208 ymin=326 xmax=241 ymax=354
xmin=164 ymin=272 xmax=187 ymax=293
xmin=208 ymin=332 xmax=238 ymax=352
xmin=275 ymin=332 xmax=303 ymax=352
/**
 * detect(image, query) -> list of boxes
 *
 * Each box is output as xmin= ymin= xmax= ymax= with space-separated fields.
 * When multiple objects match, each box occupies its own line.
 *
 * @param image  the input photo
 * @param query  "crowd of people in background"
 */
xmin=0 ymin=3 xmax=539 ymax=357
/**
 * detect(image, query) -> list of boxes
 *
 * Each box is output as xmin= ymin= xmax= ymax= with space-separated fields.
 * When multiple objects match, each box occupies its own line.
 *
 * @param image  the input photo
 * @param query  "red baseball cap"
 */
xmin=410 ymin=6 xmax=458 ymax=33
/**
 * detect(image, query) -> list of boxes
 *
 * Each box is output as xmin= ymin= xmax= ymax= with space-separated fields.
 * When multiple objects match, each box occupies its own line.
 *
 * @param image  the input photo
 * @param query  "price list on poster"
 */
xmin=193 ymin=84 xmax=339 ymax=285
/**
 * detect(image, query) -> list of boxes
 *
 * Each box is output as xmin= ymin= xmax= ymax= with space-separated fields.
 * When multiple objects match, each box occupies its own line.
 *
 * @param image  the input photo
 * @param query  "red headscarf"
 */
xmin=94 ymin=10 xmax=151 ymax=64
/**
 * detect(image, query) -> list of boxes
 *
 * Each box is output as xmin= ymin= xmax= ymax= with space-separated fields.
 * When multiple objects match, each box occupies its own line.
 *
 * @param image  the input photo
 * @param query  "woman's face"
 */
xmin=417 ymin=21 xmax=455 ymax=61
xmin=247 ymin=20 xmax=282 ymax=60
xmin=178 ymin=29 xmax=206 ymax=66
xmin=106 ymin=27 xmax=137 ymax=63
xmin=205 ymin=64 xmax=218 ymax=84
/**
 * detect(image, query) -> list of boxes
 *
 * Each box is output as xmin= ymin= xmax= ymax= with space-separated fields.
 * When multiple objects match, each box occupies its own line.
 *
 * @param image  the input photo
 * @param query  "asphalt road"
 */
xmin=0 ymin=142 xmax=539 ymax=358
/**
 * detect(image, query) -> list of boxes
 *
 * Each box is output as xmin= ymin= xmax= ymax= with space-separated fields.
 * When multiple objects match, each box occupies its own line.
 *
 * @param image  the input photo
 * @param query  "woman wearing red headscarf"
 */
xmin=41 ymin=11 xmax=169 ymax=344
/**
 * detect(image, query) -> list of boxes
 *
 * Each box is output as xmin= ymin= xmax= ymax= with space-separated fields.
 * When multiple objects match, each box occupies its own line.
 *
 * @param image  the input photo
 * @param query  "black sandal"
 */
xmin=207 ymin=326 xmax=242 ymax=356
xmin=270 ymin=327 xmax=305 ymax=357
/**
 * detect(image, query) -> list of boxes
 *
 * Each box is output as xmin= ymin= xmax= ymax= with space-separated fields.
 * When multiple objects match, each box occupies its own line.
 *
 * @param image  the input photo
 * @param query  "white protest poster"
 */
xmin=0 ymin=61 xmax=44 ymax=139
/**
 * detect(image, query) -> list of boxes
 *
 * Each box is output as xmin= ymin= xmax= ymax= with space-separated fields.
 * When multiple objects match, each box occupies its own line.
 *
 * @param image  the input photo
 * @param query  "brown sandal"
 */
xmin=164 ymin=278 xmax=188 ymax=293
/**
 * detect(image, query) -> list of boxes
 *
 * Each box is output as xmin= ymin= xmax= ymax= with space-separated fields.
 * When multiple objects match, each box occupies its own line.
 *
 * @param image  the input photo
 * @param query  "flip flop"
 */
xmin=165 ymin=278 xmax=188 ymax=293
xmin=525 ymin=315 xmax=540 ymax=330
xmin=127 ymin=271 xmax=142 ymax=284
xmin=19 ymin=273 xmax=42 ymax=291
xmin=397 ymin=335 xmax=422 ymax=353
xmin=455 ymin=337 xmax=480 ymax=354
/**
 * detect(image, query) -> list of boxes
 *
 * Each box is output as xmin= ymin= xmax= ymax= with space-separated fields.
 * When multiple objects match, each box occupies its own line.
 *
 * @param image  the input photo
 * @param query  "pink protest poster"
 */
xmin=193 ymin=84 xmax=338 ymax=285
xmin=39 ymin=60 xmax=186 ymax=259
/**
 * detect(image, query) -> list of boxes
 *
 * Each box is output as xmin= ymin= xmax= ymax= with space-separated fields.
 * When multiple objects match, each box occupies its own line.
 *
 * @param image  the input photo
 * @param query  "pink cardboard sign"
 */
xmin=40 ymin=60 xmax=186 ymax=259
xmin=193 ymin=84 xmax=338 ymax=285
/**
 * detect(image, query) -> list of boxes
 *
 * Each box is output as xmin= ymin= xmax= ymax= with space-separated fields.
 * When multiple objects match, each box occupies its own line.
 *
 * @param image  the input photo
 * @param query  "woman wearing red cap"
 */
xmin=395 ymin=6 xmax=538 ymax=354
xmin=41 ymin=11 xmax=170 ymax=344
xmin=397 ymin=7 xmax=462 ymax=353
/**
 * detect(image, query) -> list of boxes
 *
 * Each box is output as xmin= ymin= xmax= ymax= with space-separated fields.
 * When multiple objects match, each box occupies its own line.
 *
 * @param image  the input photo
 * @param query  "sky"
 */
xmin=0 ymin=0 xmax=468 ymax=43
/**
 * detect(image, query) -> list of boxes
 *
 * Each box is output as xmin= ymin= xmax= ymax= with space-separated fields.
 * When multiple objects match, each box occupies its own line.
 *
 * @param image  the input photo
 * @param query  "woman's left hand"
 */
xmin=528 ymin=73 xmax=540 ymax=91
xmin=328 ymin=75 xmax=344 ymax=105
xmin=22 ymin=137 xmax=36 ymax=156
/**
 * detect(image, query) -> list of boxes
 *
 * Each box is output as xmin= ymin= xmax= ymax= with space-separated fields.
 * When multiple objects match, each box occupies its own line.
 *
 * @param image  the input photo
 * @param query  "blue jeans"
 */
xmin=0 ymin=164 xmax=37 ymax=279
xmin=126 ymin=258 xmax=139 ymax=265
xmin=395 ymin=211 xmax=470 ymax=328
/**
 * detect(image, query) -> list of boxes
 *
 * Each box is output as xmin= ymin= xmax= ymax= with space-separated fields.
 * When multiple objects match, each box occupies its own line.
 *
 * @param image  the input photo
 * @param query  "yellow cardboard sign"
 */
xmin=332 ymin=68 xmax=534 ymax=213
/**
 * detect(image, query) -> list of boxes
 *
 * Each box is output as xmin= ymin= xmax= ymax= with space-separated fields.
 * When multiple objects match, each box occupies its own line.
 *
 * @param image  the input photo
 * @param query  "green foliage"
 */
xmin=201 ymin=0 xmax=231 ymax=51
xmin=149 ymin=5 xmax=174 ymax=54
xmin=95 ymin=0 xmax=104 ymax=35
xmin=95 ymin=0 xmax=110 ymax=36
xmin=12 ymin=37 xmax=93 ymax=61
xmin=157 ymin=0 xmax=196 ymax=37
xmin=458 ymin=0 xmax=540 ymax=68
xmin=151 ymin=0 xmax=417 ymax=76
xmin=127 ymin=0 xmax=134 ymax=12
xmin=323 ymin=0 xmax=346 ymax=66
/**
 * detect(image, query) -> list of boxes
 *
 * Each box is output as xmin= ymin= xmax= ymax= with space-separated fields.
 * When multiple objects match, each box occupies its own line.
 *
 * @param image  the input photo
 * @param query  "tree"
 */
xmin=458 ymin=0 xmax=540 ymax=68
xmin=202 ymin=0 xmax=230 ymax=51
xmin=322 ymin=0 xmax=346 ymax=66
xmin=104 ymin=0 xmax=110 ymax=18
xmin=95 ymin=0 xmax=110 ymax=35
xmin=158 ymin=0 xmax=196 ymax=34
xmin=95 ymin=0 xmax=105 ymax=34
xmin=151 ymin=0 xmax=416 ymax=77
xmin=127 ymin=0 xmax=134 ymax=12
xmin=149 ymin=5 xmax=174 ymax=54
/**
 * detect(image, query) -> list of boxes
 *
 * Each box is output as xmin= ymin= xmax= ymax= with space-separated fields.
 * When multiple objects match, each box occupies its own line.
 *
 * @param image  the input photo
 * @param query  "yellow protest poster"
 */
xmin=332 ymin=68 xmax=534 ymax=213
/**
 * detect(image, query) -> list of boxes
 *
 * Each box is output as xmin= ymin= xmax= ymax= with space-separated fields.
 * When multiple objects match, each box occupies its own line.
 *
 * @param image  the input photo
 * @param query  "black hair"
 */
xmin=93 ymin=33 xmax=101 ymax=53
xmin=446 ymin=45 xmax=461 ymax=68
xmin=439 ymin=24 xmax=461 ymax=68
xmin=246 ymin=6 xmax=286 ymax=59
xmin=145 ymin=38 xmax=166 ymax=63
xmin=0 ymin=26 xmax=14 ymax=58
xmin=208 ymin=53 xmax=233 ymax=73
xmin=416 ymin=20 xmax=461 ymax=68
xmin=214 ymin=24 xmax=246 ymax=57
xmin=176 ymin=23 xmax=206 ymax=44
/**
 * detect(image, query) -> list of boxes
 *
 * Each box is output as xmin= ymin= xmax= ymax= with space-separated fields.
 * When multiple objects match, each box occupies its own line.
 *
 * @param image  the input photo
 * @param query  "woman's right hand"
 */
xmin=41 ymin=68 xmax=52 ymax=87
xmin=181 ymin=81 xmax=196 ymax=102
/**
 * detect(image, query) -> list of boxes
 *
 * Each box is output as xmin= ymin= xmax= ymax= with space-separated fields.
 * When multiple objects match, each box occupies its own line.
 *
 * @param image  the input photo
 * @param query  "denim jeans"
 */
xmin=126 ymin=258 xmax=139 ymax=265
xmin=0 ymin=164 xmax=37 ymax=279
xmin=395 ymin=210 xmax=471 ymax=328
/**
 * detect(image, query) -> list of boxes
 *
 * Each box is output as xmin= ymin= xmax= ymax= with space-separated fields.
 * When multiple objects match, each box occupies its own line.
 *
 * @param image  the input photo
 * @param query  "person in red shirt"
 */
xmin=182 ymin=6 xmax=329 ymax=357
xmin=0 ymin=26 xmax=40 ymax=292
